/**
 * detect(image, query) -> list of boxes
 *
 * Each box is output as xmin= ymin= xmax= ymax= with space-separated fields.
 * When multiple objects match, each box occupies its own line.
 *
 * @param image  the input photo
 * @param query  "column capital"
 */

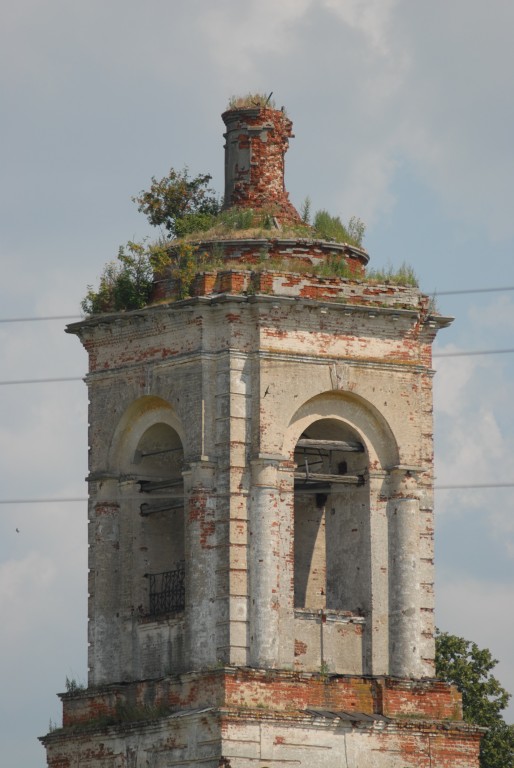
xmin=183 ymin=460 xmax=217 ymax=490
xmin=251 ymin=454 xmax=288 ymax=487
xmin=385 ymin=466 xmax=424 ymax=499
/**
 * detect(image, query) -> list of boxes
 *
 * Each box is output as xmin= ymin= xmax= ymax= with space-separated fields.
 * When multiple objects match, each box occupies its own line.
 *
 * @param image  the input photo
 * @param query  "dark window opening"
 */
xmin=293 ymin=419 xmax=368 ymax=613
xmin=135 ymin=423 xmax=185 ymax=617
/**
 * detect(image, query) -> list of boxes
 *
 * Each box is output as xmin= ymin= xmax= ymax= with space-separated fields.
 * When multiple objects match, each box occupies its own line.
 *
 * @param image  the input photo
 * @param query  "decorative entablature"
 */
xmin=68 ymin=281 xmax=451 ymax=373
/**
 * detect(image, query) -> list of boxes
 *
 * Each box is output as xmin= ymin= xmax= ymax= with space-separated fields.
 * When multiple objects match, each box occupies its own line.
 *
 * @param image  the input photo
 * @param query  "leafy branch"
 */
xmin=436 ymin=629 xmax=514 ymax=768
xmin=133 ymin=167 xmax=220 ymax=238
xmin=81 ymin=240 xmax=169 ymax=314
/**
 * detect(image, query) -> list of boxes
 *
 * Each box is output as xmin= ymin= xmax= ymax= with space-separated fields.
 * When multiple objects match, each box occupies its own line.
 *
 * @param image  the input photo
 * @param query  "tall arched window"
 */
xmin=293 ymin=418 xmax=369 ymax=614
xmin=135 ymin=423 xmax=185 ymax=616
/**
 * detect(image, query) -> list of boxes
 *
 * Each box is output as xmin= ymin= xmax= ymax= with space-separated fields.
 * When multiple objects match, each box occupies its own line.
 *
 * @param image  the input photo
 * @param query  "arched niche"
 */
xmin=284 ymin=390 xmax=399 ymax=472
xmin=109 ymin=396 xmax=186 ymax=618
xmin=285 ymin=392 xmax=399 ymax=617
xmin=108 ymin=395 xmax=185 ymax=474
xmin=135 ymin=422 xmax=185 ymax=616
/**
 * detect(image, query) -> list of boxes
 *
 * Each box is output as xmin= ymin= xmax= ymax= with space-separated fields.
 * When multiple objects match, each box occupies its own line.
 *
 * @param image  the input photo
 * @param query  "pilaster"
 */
xmin=387 ymin=470 xmax=423 ymax=678
xmin=248 ymin=456 xmax=293 ymax=668
xmin=183 ymin=461 xmax=218 ymax=669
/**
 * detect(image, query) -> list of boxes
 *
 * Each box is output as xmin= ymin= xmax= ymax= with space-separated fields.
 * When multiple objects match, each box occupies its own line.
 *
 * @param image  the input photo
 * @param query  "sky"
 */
xmin=1 ymin=1 xmax=514 ymax=765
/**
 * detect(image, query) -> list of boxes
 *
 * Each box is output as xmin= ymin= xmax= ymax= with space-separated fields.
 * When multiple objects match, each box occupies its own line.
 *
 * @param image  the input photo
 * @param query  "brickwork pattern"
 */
xmin=222 ymin=106 xmax=302 ymax=224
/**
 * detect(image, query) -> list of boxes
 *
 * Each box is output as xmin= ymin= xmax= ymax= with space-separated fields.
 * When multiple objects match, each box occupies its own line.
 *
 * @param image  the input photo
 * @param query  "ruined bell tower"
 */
xmin=41 ymin=100 xmax=482 ymax=767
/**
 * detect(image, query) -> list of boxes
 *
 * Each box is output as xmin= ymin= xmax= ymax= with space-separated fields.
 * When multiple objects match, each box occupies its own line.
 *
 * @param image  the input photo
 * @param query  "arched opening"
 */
xmin=293 ymin=418 xmax=369 ymax=614
xmin=135 ymin=423 xmax=185 ymax=616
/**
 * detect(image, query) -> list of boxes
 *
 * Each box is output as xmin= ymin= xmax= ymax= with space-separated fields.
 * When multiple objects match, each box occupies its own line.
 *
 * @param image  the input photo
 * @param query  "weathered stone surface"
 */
xmin=42 ymin=671 xmax=481 ymax=767
xmin=41 ymin=102 xmax=482 ymax=767
xmin=67 ymin=289 xmax=444 ymax=675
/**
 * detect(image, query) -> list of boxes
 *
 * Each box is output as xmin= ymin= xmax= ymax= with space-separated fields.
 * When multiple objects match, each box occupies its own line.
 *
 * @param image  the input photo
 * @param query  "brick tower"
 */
xmin=41 ymin=101 xmax=482 ymax=767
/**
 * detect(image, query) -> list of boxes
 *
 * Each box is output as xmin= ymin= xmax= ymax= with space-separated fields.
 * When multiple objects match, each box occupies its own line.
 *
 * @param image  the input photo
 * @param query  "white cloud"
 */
xmin=433 ymin=348 xmax=478 ymax=416
xmin=199 ymin=0 xmax=313 ymax=74
xmin=433 ymin=325 xmax=514 ymax=568
xmin=391 ymin=1 xmax=514 ymax=239
xmin=4 ymin=0 xmax=514 ymax=242
xmin=469 ymin=294 xmax=514 ymax=334
xmin=322 ymin=0 xmax=400 ymax=54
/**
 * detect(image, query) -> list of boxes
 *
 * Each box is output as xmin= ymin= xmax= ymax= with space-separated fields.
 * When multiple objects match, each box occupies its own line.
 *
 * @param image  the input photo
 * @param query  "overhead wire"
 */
xmin=1 ymin=344 xmax=514 ymax=386
xmin=0 ymin=285 xmax=512 ymax=384
xmin=0 ymin=283 xmax=513 ymax=325
xmin=1 ymin=482 xmax=514 ymax=506
xmin=1 ymin=285 xmax=514 ymax=503
xmin=0 ymin=497 xmax=87 ymax=504
xmin=432 ymin=285 xmax=514 ymax=296
xmin=433 ymin=348 xmax=514 ymax=358
xmin=0 ymin=314 xmax=82 ymax=324
xmin=0 ymin=376 xmax=83 ymax=386
xmin=7 ymin=284 xmax=514 ymax=322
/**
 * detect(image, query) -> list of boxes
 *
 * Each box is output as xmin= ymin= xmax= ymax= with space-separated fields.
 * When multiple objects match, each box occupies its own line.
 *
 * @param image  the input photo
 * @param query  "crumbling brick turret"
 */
xmin=222 ymin=105 xmax=302 ymax=225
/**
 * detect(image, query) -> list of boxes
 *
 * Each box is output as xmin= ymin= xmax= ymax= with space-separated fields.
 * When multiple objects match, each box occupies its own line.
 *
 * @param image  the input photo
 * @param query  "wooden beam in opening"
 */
xmin=140 ymin=500 xmax=184 ymax=516
xmin=139 ymin=478 xmax=184 ymax=492
xmin=138 ymin=447 xmax=183 ymax=458
xmin=296 ymin=439 xmax=364 ymax=452
xmin=294 ymin=471 xmax=364 ymax=485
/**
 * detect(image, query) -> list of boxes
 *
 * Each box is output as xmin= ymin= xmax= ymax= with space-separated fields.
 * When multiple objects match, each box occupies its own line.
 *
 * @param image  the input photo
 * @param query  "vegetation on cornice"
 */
xmin=367 ymin=262 xmax=418 ymax=286
xmin=178 ymin=205 xmax=311 ymax=242
xmin=133 ymin=167 xmax=366 ymax=247
xmin=81 ymin=166 xmax=417 ymax=315
xmin=81 ymin=237 xmax=418 ymax=314
xmin=226 ymin=92 xmax=276 ymax=110
xmin=82 ymin=239 xmax=168 ymax=314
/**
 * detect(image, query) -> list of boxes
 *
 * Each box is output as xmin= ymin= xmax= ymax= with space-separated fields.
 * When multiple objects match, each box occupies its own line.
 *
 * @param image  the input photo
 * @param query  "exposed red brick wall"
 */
xmin=378 ymin=677 xmax=463 ymax=719
xmin=152 ymin=265 xmax=415 ymax=305
xmin=222 ymin=106 xmax=302 ymax=225
xmin=61 ymin=669 xmax=464 ymax=726
xmin=54 ymin=671 xmax=480 ymax=766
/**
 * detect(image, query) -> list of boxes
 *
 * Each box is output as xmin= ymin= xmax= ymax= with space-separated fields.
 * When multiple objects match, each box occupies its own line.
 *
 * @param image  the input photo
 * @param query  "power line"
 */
xmin=433 ymin=348 xmax=514 ymax=358
xmin=1 ymin=345 xmax=514 ymax=388
xmin=0 ymin=376 xmax=83 ymax=386
xmin=0 ymin=314 xmax=82 ymax=324
xmin=0 ymin=497 xmax=87 ymax=504
xmin=0 ymin=284 xmax=513 ymax=325
xmin=0 ymin=346 xmax=513 ymax=387
xmin=433 ymin=286 xmax=514 ymax=296
xmin=435 ymin=482 xmax=514 ymax=490
xmin=1 ymin=483 xmax=514 ymax=505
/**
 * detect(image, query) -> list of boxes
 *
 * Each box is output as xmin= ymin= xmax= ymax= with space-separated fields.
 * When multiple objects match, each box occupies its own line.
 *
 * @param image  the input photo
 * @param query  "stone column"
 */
xmin=118 ymin=478 xmax=141 ymax=682
xmin=248 ymin=457 xmax=290 ymax=668
xmin=183 ymin=461 xmax=218 ymax=669
xmin=387 ymin=471 xmax=422 ymax=678
xmin=367 ymin=471 xmax=389 ymax=675
xmin=88 ymin=487 xmax=121 ymax=686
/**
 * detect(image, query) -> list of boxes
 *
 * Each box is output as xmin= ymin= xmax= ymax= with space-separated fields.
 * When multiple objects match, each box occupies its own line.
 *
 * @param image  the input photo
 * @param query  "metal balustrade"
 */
xmin=147 ymin=563 xmax=185 ymax=615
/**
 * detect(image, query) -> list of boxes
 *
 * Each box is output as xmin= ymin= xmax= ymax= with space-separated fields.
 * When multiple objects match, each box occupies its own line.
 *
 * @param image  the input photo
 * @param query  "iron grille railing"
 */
xmin=148 ymin=563 xmax=185 ymax=615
